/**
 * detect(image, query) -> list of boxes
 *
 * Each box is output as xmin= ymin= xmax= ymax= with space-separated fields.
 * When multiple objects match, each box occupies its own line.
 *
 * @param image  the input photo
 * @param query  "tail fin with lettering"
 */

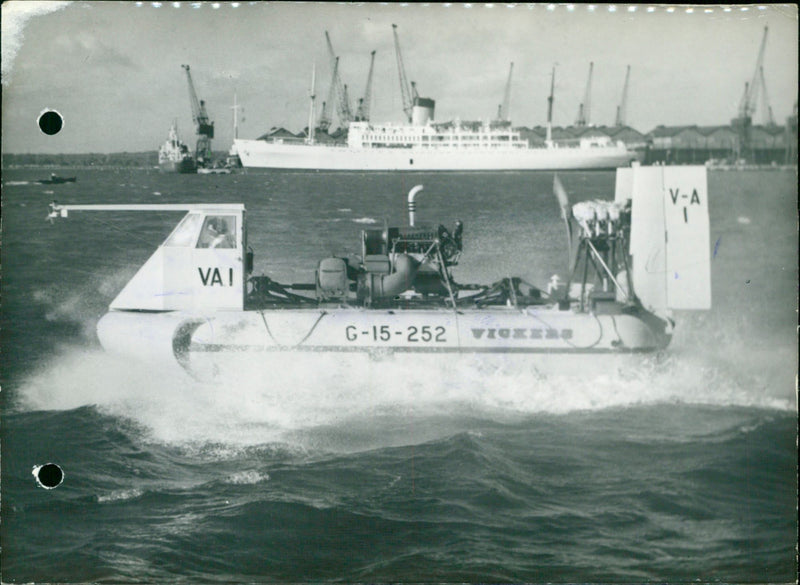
xmin=622 ymin=166 xmax=711 ymax=314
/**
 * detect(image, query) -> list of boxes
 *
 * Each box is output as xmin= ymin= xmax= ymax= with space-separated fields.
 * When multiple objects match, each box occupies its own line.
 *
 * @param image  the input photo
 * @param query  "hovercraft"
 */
xmin=47 ymin=166 xmax=711 ymax=378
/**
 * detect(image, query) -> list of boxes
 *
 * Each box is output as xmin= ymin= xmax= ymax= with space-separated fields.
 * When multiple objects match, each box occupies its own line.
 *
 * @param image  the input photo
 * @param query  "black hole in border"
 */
xmin=35 ymin=463 xmax=64 ymax=489
xmin=38 ymin=111 xmax=63 ymax=136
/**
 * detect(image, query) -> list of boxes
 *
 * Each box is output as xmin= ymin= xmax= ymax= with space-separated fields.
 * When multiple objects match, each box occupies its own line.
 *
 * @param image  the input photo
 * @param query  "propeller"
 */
xmin=553 ymin=174 xmax=573 ymax=267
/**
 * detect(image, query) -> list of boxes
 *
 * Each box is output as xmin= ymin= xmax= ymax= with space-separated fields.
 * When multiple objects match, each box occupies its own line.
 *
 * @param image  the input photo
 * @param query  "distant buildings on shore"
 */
xmin=523 ymin=121 xmax=796 ymax=166
xmin=3 ymin=114 xmax=797 ymax=168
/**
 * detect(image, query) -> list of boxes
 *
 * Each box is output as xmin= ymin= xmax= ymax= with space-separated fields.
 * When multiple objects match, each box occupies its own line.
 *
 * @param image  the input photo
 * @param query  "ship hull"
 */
xmin=97 ymin=305 xmax=670 ymax=379
xmin=159 ymin=159 xmax=197 ymax=174
xmin=235 ymin=139 xmax=635 ymax=171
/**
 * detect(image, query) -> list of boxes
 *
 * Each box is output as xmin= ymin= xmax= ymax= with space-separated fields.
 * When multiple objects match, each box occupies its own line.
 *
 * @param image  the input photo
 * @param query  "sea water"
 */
xmin=1 ymin=168 xmax=796 ymax=582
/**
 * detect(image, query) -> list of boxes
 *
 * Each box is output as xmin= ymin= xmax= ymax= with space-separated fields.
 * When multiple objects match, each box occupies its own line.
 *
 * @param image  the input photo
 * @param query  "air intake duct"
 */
xmin=358 ymin=254 xmax=419 ymax=305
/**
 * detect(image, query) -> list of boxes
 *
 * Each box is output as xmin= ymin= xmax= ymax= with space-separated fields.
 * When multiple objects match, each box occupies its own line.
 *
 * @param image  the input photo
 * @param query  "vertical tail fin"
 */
xmin=627 ymin=166 xmax=711 ymax=313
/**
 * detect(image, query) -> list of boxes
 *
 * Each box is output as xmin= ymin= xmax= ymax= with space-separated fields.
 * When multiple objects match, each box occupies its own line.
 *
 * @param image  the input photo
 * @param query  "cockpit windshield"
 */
xmin=163 ymin=213 xmax=205 ymax=247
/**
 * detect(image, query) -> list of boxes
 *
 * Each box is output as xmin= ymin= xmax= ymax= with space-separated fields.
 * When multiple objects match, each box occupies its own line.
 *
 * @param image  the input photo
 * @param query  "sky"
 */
xmin=1 ymin=1 xmax=797 ymax=154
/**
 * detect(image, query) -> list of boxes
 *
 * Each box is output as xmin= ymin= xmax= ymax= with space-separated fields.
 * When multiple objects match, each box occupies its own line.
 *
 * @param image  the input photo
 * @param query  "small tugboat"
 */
xmin=47 ymin=166 xmax=710 ymax=379
xmin=37 ymin=173 xmax=77 ymax=185
xmin=158 ymin=121 xmax=197 ymax=174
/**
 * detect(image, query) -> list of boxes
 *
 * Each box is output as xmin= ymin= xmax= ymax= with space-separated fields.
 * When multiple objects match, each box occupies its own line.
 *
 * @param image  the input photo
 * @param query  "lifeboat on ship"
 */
xmin=47 ymin=166 xmax=711 ymax=378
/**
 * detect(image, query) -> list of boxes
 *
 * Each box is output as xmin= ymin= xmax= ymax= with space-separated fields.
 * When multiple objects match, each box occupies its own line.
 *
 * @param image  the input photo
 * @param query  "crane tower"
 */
xmin=355 ymin=50 xmax=377 ymax=122
xmin=732 ymin=26 xmax=768 ymax=159
xmin=759 ymin=66 xmax=775 ymax=127
xmin=392 ymin=24 xmax=414 ymax=122
xmin=325 ymin=31 xmax=353 ymax=128
xmin=496 ymin=62 xmax=514 ymax=124
xmin=392 ymin=24 xmax=434 ymax=125
xmin=318 ymin=58 xmax=338 ymax=133
xmin=181 ymin=65 xmax=214 ymax=167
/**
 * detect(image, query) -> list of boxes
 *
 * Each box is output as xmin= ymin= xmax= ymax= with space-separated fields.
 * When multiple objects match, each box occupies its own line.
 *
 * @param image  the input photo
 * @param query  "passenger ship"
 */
xmin=235 ymin=100 xmax=635 ymax=172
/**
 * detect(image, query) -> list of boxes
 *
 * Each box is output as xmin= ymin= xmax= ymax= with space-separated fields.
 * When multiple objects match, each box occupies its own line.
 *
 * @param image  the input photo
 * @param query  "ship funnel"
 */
xmin=411 ymin=97 xmax=435 ymax=125
xmin=407 ymin=185 xmax=424 ymax=226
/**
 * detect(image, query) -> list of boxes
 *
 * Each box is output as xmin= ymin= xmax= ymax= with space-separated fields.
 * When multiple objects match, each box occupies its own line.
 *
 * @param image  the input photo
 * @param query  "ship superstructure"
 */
xmin=158 ymin=122 xmax=197 ymax=174
xmin=235 ymin=120 xmax=634 ymax=171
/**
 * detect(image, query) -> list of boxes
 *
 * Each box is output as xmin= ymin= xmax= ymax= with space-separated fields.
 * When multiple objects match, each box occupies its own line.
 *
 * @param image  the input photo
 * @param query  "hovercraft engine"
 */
xmin=313 ymin=185 xmax=463 ymax=307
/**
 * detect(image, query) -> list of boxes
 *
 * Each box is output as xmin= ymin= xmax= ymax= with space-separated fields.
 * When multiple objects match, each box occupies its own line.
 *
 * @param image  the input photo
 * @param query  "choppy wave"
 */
xmin=224 ymin=470 xmax=270 ymax=485
xmin=3 ymin=168 xmax=796 ymax=584
xmin=97 ymin=488 xmax=145 ymax=503
xmin=15 ymin=337 xmax=793 ymax=453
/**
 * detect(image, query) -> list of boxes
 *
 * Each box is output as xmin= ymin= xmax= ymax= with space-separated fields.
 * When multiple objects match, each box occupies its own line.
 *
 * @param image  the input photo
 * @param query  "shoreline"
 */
xmin=2 ymin=163 xmax=797 ymax=173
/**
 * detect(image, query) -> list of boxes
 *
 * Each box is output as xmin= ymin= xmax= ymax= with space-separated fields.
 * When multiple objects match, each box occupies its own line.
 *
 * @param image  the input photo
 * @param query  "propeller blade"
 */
xmin=553 ymin=174 xmax=573 ymax=265
xmin=553 ymin=174 xmax=572 ymax=221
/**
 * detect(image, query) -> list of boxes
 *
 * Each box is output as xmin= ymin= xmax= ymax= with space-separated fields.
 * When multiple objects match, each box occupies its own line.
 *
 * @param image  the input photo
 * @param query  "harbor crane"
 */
xmin=343 ymin=85 xmax=352 ymax=122
xmin=318 ymin=100 xmax=331 ymax=133
xmin=732 ymin=26 xmax=768 ymax=157
xmin=759 ymin=66 xmax=776 ymax=127
xmin=615 ymin=65 xmax=631 ymax=127
xmin=392 ymin=24 xmax=417 ymax=122
xmin=355 ymin=50 xmax=377 ymax=122
xmin=737 ymin=26 xmax=768 ymax=123
xmin=318 ymin=57 xmax=338 ymax=133
xmin=181 ymin=64 xmax=214 ymax=167
xmin=575 ymin=62 xmax=593 ymax=127
xmin=496 ymin=62 xmax=514 ymax=122
xmin=325 ymin=31 xmax=353 ymax=128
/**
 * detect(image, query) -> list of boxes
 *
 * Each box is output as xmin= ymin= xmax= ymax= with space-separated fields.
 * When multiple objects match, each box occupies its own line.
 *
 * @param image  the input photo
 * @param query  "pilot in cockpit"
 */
xmin=200 ymin=217 xmax=234 ymax=249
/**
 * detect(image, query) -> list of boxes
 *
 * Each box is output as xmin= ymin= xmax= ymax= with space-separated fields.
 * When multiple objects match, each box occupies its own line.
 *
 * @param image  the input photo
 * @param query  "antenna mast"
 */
xmin=231 ymin=92 xmax=242 ymax=140
xmin=307 ymin=64 xmax=316 ymax=144
xmin=546 ymin=66 xmax=556 ymax=143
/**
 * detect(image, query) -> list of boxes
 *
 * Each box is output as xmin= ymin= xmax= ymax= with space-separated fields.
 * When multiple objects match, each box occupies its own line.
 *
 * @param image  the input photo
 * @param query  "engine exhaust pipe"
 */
xmin=408 ymin=185 xmax=424 ymax=226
